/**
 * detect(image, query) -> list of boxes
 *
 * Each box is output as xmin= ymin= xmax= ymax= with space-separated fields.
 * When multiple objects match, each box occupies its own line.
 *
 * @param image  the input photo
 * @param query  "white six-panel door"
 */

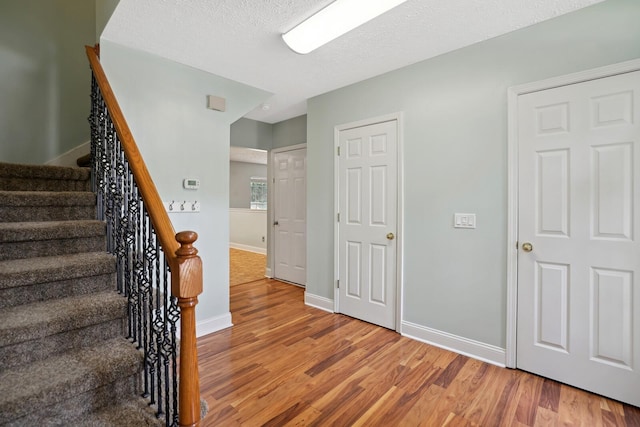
xmin=338 ymin=120 xmax=397 ymax=329
xmin=273 ymin=148 xmax=307 ymax=285
xmin=517 ymin=70 xmax=640 ymax=406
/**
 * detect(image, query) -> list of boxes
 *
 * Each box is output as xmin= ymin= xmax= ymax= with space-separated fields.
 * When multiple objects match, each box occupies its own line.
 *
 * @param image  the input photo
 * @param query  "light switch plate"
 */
xmin=454 ymin=213 xmax=476 ymax=229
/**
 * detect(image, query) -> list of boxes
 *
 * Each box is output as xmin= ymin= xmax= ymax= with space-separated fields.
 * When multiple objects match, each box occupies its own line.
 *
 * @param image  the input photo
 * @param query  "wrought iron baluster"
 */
xmin=167 ymin=292 xmax=180 ymax=427
xmin=145 ymin=221 xmax=159 ymax=411
xmin=120 ymin=161 xmax=132 ymax=296
xmin=114 ymin=141 xmax=126 ymax=293
xmin=151 ymin=239 xmax=163 ymax=416
xmin=88 ymin=69 xmax=180 ymax=426
xmin=128 ymin=186 xmax=140 ymax=341
xmin=140 ymin=208 xmax=151 ymax=399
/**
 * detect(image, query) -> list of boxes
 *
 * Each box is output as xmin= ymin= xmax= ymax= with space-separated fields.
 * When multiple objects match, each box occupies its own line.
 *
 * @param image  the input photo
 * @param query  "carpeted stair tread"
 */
xmin=0 ymin=191 xmax=95 ymax=206
xmin=0 ymin=291 xmax=126 ymax=347
xmin=0 ymin=163 xmax=90 ymax=192
xmin=4 ymin=376 xmax=140 ymax=427
xmin=0 ymin=191 xmax=96 ymax=221
xmin=0 ymin=162 xmax=90 ymax=181
xmin=0 ymin=337 xmax=142 ymax=424
xmin=0 ymin=252 xmax=115 ymax=290
xmin=77 ymin=153 xmax=91 ymax=168
xmin=0 ymin=220 xmax=106 ymax=261
xmin=0 ymin=220 xmax=104 ymax=243
xmin=64 ymin=399 xmax=163 ymax=426
xmin=0 ymin=318 xmax=123 ymax=371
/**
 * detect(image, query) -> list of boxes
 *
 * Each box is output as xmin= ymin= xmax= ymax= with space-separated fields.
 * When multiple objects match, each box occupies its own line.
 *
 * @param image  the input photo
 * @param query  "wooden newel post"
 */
xmin=173 ymin=231 xmax=203 ymax=427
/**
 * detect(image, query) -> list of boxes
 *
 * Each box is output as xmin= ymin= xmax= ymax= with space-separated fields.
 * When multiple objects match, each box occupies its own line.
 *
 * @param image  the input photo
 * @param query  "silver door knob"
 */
xmin=522 ymin=242 xmax=533 ymax=252
xmin=386 ymin=232 xmax=395 ymax=240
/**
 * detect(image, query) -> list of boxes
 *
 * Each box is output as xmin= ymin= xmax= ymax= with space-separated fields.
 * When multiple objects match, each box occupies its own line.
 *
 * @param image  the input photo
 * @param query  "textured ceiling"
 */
xmin=103 ymin=0 xmax=605 ymax=124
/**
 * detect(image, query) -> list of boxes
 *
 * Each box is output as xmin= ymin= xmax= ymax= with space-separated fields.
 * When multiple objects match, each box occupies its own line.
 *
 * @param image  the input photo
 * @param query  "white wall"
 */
xmin=99 ymin=39 xmax=271 ymax=333
xmin=229 ymin=209 xmax=267 ymax=254
xmin=306 ymin=0 xmax=640 ymax=350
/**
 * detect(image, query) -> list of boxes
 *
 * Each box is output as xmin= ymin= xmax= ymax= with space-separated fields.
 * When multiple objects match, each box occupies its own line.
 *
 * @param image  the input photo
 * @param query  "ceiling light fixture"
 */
xmin=282 ymin=0 xmax=409 ymax=54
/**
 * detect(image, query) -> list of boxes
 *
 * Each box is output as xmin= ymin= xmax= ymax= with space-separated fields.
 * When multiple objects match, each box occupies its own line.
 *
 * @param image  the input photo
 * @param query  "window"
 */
xmin=250 ymin=177 xmax=267 ymax=210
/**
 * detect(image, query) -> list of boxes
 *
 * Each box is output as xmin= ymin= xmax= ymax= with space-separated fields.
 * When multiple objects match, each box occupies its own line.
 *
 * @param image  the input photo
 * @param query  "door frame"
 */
xmin=268 ymin=143 xmax=307 ymax=282
xmin=506 ymin=58 xmax=640 ymax=368
xmin=333 ymin=112 xmax=404 ymax=332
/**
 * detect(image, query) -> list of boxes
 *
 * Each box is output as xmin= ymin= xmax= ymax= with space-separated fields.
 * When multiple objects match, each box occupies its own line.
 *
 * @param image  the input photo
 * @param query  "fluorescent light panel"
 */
xmin=282 ymin=0 xmax=409 ymax=54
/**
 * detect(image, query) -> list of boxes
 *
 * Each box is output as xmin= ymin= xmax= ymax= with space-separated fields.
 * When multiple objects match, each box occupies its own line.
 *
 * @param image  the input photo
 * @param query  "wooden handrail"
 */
xmin=85 ymin=45 xmax=180 ymax=261
xmin=85 ymin=45 xmax=202 ymax=427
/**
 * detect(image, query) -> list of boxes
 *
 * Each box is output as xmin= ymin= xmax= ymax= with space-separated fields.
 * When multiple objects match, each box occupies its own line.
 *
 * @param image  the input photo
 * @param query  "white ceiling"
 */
xmin=103 ymin=0 xmax=605 ymax=124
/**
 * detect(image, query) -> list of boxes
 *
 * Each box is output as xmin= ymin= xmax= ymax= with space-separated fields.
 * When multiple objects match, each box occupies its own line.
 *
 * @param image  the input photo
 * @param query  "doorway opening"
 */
xmin=229 ymin=146 xmax=268 ymax=286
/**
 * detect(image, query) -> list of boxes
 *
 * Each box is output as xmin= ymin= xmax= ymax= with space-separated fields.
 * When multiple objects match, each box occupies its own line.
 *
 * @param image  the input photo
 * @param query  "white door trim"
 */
xmin=333 ymin=112 xmax=404 ymax=332
xmin=506 ymin=58 xmax=640 ymax=368
xmin=268 ymin=143 xmax=307 ymax=280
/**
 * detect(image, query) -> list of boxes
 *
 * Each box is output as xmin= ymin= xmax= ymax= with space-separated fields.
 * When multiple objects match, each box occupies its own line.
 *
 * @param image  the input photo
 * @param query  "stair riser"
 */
xmin=0 ymin=206 xmax=96 ymax=222
xmin=0 ymin=273 xmax=115 ymax=309
xmin=0 ymin=318 xmax=124 ymax=370
xmin=0 ymin=178 xmax=91 ymax=192
xmin=0 ymin=237 xmax=106 ymax=261
xmin=3 ymin=374 xmax=140 ymax=426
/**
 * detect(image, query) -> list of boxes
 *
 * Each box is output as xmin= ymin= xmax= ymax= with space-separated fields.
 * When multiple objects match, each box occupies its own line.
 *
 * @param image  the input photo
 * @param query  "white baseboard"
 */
xmin=401 ymin=321 xmax=506 ymax=367
xmin=229 ymin=242 xmax=266 ymax=255
xmin=46 ymin=141 xmax=90 ymax=167
xmin=304 ymin=292 xmax=334 ymax=313
xmin=195 ymin=312 xmax=233 ymax=338
xmin=265 ymin=267 xmax=272 ymax=278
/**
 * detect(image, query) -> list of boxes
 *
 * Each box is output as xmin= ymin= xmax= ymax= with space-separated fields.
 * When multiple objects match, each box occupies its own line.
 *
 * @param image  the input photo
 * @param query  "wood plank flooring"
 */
xmin=229 ymin=248 xmax=266 ymax=286
xmin=198 ymin=278 xmax=640 ymax=426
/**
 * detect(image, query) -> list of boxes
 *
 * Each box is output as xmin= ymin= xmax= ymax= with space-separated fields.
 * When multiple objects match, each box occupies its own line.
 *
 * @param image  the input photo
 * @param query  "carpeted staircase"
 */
xmin=0 ymin=162 xmax=161 ymax=426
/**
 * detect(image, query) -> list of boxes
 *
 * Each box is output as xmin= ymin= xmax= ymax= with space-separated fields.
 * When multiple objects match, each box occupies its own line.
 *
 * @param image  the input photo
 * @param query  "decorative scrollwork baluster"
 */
xmin=88 ymin=52 xmax=183 ymax=427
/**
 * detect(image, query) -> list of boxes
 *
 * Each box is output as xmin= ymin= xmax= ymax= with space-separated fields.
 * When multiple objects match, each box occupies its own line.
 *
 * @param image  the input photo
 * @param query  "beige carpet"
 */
xmin=229 ymin=248 xmax=266 ymax=286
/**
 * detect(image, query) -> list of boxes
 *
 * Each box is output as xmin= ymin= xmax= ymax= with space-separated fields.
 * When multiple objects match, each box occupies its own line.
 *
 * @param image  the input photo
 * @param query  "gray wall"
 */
xmin=230 ymin=118 xmax=273 ymax=150
xmin=100 ymin=39 xmax=270 ymax=325
xmin=230 ymin=161 xmax=268 ymax=209
xmin=0 ymin=0 xmax=96 ymax=164
xmin=306 ymin=0 xmax=640 ymax=348
xmin=230 ymin=115 xmax=307 ymax=150
xmin=273 ymin=115 xmax=306 ymax=149
xmin=96 ymin=0 xmax=119 ymax=41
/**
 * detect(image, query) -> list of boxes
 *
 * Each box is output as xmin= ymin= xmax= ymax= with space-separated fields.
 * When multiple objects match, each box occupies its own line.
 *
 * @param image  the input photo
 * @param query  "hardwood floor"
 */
xmin=199 ymin=278 xmax=640 ymax=426
xmin=229 ymin=248 xmax=266 ymax=286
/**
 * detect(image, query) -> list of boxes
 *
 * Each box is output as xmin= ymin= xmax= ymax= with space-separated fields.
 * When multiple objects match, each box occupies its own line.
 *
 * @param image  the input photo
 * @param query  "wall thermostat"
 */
xmin=183 ymin=178 xmax=200 ymax=190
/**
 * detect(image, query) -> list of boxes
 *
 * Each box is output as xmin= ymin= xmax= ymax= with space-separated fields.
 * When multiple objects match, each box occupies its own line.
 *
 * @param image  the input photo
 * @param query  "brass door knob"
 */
xmin=522 ymin=242 xmax=533 ymax=252
xmin=386 ymin=232 xmax=395 ymax=240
